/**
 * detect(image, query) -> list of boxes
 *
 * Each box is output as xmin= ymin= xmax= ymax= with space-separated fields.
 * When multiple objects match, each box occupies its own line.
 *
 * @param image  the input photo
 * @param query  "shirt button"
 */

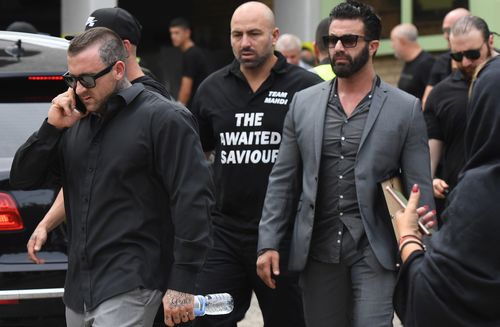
xmin=339 ymin=195 xmax=344 ymax=199
xmin=337 ymin=240 xmax=341 ymax=244
xmin=341 ymin=136 xmax=345 ymax=141
xmin=339 ymin=175 xmax=343 ymax=179
xmin=340 ymin=155 xmax=344 ymax=160
xmin=338 ymin=231 xmax=342 ymax=235
xmin=344 ymin=120 xmax=348 ymax=124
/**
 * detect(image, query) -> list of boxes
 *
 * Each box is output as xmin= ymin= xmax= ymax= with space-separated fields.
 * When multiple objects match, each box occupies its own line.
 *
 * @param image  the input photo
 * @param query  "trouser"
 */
xmin=300 ymin=232 xmax=396 ymax=327
xmin=193 ymin=224 xmax=305 ymax=327
xmin=65 ymin=288 xmax=163 ymax=327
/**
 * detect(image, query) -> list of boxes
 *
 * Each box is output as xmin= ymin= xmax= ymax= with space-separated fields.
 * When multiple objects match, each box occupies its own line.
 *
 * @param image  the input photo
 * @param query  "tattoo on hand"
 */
xmin=166 ymin=290 xmax=193 ymax=308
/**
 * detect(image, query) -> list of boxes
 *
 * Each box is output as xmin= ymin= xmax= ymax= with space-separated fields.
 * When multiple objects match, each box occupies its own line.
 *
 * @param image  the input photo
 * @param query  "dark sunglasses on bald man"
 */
xmin=322 ymin=34 xmax=371 ymax=49
xmin=450 ymin=48 xmax=482 ymax=62
xmin=62 ymin=61 xmax=117 ymax=89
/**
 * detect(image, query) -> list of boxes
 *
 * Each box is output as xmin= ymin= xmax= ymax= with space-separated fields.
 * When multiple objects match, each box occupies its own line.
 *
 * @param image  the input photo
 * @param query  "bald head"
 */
xmin=390 ymin=23 xmax=422 ymax=61
xmin=231 ymin=1 xmax=275 ymax=30
xmin=230 ymin=1 xmax=279 ymax=70
xmin=442 ymin=7 xmax=470 ymax=43
xmin=391 ymin=24 xmax=418 ymax=42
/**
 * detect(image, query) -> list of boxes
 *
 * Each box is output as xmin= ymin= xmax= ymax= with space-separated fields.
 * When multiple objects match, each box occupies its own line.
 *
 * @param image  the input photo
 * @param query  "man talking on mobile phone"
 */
xmin=10 ymin=27 xmax=213 ymax=327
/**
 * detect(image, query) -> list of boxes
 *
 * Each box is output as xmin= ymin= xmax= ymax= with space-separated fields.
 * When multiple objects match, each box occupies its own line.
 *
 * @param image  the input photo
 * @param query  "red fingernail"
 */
xmin=412 ymin=184 xmax=419 ymax=193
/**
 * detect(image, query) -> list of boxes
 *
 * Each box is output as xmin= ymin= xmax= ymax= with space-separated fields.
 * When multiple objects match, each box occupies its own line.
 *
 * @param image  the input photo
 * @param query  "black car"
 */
xmin=0 ymin=31 xmax=69 ymax=326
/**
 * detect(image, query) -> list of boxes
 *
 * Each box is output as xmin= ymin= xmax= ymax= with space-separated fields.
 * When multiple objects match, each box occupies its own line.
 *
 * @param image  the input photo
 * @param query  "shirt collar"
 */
xmin=99 ymin=82 xmax=145 ymax=120
xmin=226 ymin=51 xmax=290 ymax=78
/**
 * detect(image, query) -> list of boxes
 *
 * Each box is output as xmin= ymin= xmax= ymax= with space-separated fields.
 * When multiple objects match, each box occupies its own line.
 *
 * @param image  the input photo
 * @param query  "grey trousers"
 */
xmin=299 ymin=233 xmax=396 ymax=327
xmin=66 ymin=288 xmax=163 ymax=327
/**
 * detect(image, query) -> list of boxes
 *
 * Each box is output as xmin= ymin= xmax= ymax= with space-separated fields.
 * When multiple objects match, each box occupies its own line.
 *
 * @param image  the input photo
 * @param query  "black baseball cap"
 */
xmin=66 ymin=7 xmax=142 ymax=45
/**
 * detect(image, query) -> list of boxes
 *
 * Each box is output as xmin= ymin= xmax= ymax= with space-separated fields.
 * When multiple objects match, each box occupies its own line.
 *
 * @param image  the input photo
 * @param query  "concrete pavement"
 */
xmin=237 ymin=292 xmax=403 ymax=326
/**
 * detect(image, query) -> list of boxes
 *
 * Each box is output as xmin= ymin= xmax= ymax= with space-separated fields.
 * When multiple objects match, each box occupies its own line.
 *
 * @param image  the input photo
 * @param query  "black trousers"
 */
xmin=193 ymin=223 xmax=305 ymax=327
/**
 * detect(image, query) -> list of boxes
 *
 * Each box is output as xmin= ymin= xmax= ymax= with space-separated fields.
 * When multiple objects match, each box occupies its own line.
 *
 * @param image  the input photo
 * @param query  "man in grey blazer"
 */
xmin=257 ymin=1 xmax=434 ymax=326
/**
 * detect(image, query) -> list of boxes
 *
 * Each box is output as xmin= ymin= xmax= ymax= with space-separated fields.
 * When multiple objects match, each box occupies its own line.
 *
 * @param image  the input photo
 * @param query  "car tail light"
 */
xmin=0 ymin=300 xmax=19 ymax=305
xmin=0 ymin=192 xmax=24 ymax=231
xmin=28 ymin=75 xmax=64 ymax=81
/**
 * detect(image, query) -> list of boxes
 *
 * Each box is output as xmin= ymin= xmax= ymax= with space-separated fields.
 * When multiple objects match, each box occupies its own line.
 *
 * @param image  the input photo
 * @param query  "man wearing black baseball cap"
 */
xmin=66 ymin=7 xmax=171 ymax=99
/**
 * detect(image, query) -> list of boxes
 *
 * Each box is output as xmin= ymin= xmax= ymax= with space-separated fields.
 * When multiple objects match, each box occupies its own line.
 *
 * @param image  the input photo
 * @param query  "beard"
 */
xmin=459 ymin=45 xmax=491 ymax=82
xmin=330 ymin=43 xmax=370 ymax=78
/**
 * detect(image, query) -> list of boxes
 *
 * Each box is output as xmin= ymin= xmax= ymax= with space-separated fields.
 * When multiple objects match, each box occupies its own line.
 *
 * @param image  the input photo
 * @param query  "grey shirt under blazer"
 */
xmin=258 ymin=79 xmax=434 ymax=271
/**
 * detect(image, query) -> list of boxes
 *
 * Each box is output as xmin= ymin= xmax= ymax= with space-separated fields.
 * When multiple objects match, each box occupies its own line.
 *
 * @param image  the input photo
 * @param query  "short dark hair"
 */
xmin=451 ymin=15 xmax=491 ymax=43
xmin=68 ymin=27 xmax=127 ymax=66
xmin=329 ymin=0 xmax=382 ymax=41
xmin=169 ymin=17 xmax=191 ymax=30
xmin=315 ymin=18 xmax=330 ymax=54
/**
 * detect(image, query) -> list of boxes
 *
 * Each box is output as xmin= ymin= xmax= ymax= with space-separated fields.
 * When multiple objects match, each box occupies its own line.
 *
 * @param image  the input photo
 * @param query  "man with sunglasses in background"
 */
xmin=10 ymin=27 xmax=214 ymax=327
xmin=421 ymin=7 xmax=470 ymax=106
xmin=424 ymin=15 xmax=498 ymax=221
xmin=257 ymin=1 xmax=433 ymax=326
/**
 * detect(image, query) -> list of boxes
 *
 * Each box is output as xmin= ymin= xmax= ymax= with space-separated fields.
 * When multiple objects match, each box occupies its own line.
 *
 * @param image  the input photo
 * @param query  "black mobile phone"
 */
xmin=73 ymin=88 xmax=87 ymax=114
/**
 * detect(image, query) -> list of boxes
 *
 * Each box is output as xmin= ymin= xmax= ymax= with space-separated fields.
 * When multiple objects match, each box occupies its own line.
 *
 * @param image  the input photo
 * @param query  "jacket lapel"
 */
xmin=358 ymin=81 xmax=389 ymax=152
xmin=313 ymin=83 xmax=331 ymax=167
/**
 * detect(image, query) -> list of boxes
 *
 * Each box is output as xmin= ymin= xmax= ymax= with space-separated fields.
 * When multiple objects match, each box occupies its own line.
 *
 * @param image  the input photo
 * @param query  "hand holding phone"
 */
xmin=385 ymin=185 xmax=432 ymax=236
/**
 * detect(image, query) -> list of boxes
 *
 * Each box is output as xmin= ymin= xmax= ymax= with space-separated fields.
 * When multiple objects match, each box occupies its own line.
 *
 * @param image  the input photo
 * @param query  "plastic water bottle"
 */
xmin=194 ymin=293 xmax=234 ymax=316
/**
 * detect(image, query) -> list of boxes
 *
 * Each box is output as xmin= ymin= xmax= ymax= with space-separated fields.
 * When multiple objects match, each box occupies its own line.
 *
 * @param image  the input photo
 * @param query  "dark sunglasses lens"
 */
xmin=450 ymin=52 xmax=463 ymax=61
xmin=341 ymin=35 xmax=358 ymax=48
xmin=79 ymin=76 xmax=96 ymax=88
xmin=464 ymin=49 xmax=481 ymax=60
xmin=63 ymin=75 xmax=75 ymax=88
xmin=323 ymin=35 xmax=359 ymax=48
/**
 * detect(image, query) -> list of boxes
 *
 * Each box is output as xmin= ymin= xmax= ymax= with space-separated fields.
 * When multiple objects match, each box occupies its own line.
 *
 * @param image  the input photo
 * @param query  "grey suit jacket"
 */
xmin=258 ymin=79 xmax=434 ymax=271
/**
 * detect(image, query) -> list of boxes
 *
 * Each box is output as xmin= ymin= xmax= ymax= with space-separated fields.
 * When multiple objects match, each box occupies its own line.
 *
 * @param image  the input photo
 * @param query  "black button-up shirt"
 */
xmin=310 ymin=78 xmax=377 ymax=263
xmin=10 ymin=83 xmax=214 ymax=312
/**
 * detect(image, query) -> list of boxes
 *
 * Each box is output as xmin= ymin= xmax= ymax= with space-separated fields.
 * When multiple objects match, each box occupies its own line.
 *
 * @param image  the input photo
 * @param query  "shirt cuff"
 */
xmin=38 ymin=118 xmax=65 ymax=141
xmin=167 ymin=266 xmax=198 ymax=294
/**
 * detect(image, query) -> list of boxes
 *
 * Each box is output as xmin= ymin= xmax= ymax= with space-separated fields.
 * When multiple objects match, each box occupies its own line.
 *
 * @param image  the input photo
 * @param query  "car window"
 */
xmin=0 ymin=31 xmax=68 ymax=159
xmin=0 ymin=103 xmax=49 ymax=158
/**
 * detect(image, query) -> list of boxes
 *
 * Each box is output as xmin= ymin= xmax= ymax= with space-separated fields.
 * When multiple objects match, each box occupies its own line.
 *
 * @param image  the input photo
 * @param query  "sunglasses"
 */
xmin=63 ymin=62 xmax=117 ymax=89
xmin=322 ymin=34 xmax=370 ymax=49
xmin=449 ymin=48 xmax=482 ymax=62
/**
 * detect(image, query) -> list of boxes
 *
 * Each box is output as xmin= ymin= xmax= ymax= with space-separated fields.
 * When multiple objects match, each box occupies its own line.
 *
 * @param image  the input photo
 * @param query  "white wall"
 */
xmin=273 ymin=0 xmax=321 ymax=43
xmin=61 ymin=0 xmax=117 ymax=37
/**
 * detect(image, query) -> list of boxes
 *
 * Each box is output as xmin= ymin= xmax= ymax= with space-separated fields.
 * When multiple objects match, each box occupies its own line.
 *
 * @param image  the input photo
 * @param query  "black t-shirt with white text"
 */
xmin=192 ymin=52 xmax=322 ymax=232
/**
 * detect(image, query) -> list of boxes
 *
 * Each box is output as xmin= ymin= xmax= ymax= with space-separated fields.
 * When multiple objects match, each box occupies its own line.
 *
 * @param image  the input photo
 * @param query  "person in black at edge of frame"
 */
xmin=169 ymin=17 xmax=211 ymax=110
xmin=10 ymin=27 xmax=213 ymax=327
xmin=394 ymin=56 xmax=500 ymax=327
xmin=191 ymin=1 xmax=322 ymax=326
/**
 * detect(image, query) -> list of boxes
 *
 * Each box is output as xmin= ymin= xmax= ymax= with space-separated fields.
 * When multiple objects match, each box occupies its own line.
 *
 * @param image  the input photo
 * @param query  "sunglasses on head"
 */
xmin=322 ymin=34 xmax=370 ymax=49
xmin=450 ymin=47 xmax=482 ymax=62
xmin=63 ymin=61 xmax=117 ymax=89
